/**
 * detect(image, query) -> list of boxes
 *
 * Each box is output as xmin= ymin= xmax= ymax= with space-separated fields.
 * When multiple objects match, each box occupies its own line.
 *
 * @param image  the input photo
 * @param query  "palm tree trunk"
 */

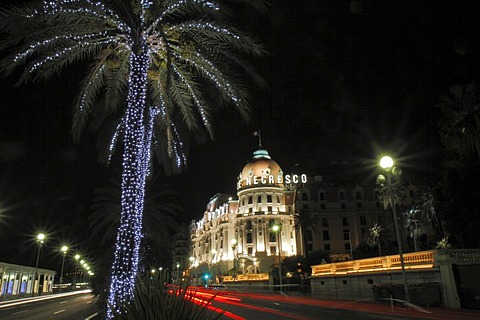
xmin=107 ymin=47 xmax=151 ymax=318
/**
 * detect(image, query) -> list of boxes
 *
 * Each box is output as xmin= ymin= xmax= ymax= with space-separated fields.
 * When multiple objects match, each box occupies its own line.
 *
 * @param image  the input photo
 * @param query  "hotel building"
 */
xmin=188 ymin=149 xmax=423 ymax=281
xmin=190 ymin=149 xmax=301 ymax=278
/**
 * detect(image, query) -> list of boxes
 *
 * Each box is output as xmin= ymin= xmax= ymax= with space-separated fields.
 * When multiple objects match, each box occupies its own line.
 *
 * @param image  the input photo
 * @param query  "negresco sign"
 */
xmin=238 ymin=174 xmax=307 ymax=188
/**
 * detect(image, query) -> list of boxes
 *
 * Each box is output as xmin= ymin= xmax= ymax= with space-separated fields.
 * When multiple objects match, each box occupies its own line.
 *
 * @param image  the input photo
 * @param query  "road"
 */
xmin=194 ymin=290 xmax=480 ymax=320
xmin=0 ymin=290 xmax=97 ymax=320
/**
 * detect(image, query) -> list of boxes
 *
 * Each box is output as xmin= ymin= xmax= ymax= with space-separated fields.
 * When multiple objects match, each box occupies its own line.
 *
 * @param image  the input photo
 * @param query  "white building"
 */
xmin=190 ymin=149 xmax=302 ymax=279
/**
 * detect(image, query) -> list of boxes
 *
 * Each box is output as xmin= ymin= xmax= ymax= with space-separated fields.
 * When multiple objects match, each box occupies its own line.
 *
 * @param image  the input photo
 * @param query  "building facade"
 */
xmin=190 ymin=149 xmax=301 ymax=279
xmin=188 ymin=149 xmax=427 ymax=283
xmin=0 ymin=261 xmax=55 ymax=296
xmin=295 ymin=176 xmax=383 ymax=261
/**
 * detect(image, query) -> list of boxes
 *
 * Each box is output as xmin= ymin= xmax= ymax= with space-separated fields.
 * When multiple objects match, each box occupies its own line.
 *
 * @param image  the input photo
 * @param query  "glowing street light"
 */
xmin=59 ymin=245 xmax=68 ymax=292
xmin=33 ymin=233 xmax=45 ymax=296
xmin=176 ymin=262 xmax=180 ymax=283
xmin=377 ymin=155 xmax=409 ymax=302
xmin=73 ymin=254 xmax=80 ymax=286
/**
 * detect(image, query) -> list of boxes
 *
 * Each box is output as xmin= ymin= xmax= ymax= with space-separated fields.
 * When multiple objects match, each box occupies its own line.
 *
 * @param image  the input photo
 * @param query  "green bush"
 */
xmin=112 ymin=275 xmax=223 ymax=320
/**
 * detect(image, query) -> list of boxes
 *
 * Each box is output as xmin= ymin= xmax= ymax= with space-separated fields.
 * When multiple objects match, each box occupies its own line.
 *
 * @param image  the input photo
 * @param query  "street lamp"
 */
xmin=33 ymin=233 xmax=45 ymax=296
xmin=230 ymin=239 xmax=237 ymax=280
xmin=211 ymin=249 xmax=217 ymax=284
xmin=73 ymin=254 xmax=80 ymax=286
xmin=176 ymin=262 xmax=180 ymax=283
xmin=272 ymin=224 xmax=283 ymax=293
xmin=377 ymin=155 xmax=409 ymax=302
xmin=59 ymin=245 xmax=68 ymax=292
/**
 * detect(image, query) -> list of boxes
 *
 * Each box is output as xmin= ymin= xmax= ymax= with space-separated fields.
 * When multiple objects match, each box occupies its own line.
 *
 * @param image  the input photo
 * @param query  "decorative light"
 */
xmin=379 ymin=156 xmax=394 ymax=169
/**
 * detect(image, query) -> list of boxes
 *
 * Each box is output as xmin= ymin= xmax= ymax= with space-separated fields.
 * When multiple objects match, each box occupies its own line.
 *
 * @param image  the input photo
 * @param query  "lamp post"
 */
xmin=73 ymin=254 xmax=80 ymax=286
xmin=272 ymin=224 xmax=283 ymax=293
xmin=377 ymin=155 xmax=409 ymax=302
xmin=211 ymin=249 xmax=217 ymax=284
xmin=176 ymin=262 xmax=180 ymax=283
xmin=59 ymin=245 xmax=68 ymax=292
xmin=33 ymin=233 xmax=45 ymax=296
xmin=230 ymin=239 xmax=237 ymax=280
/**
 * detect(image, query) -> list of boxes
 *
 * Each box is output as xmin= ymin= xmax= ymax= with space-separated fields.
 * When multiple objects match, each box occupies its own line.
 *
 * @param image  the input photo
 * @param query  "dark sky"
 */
xmin=1 ymin=0 xmax=479 ymax=268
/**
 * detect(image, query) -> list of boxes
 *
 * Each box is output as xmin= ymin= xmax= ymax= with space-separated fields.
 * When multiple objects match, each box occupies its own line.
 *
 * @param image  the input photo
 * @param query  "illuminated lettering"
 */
xmin=241 ymin=173 xmax=308 ymax=187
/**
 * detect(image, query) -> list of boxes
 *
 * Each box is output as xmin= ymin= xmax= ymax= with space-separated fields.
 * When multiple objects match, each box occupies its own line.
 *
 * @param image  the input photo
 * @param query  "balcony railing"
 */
xmin=311 ymin=250 xmax=435 ymax=276
xmin=222 ymin=273 xmax=269 ymax=282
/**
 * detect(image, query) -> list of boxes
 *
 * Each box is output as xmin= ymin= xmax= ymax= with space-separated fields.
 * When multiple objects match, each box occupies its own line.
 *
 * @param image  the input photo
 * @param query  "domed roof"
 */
xmin=237 ymin=149 xmax=284 ymax=191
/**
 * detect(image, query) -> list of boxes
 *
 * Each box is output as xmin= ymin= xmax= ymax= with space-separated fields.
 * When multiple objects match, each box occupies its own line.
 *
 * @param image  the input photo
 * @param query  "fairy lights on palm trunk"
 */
xmin=107 ymin=44 xmax=150 ymax=318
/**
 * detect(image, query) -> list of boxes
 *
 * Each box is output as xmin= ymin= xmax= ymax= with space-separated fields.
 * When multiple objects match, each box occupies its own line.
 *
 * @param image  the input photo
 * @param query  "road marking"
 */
xmin=53 ymin=309 xmax=66 ymax=315
xmin=11 ymin=310 xmax=29 ymax=315
xmin=2 ymin=307 xmax=14 ymax=311
xmin=85 ymin=312 xmax=98 ymax=320
xmin=60 ymin=300 xmax=69 ymax=304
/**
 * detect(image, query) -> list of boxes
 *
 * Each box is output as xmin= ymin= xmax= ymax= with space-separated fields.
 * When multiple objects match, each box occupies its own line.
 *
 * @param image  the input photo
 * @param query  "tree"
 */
xmin=0 ymin=0 xmax=265 ymax=316
xmin=438 ymin=83 xmax=480 ymax=164
xmin=437 ymin=83 xmax=480 ymax=248
xmin=294 ymin=208 xmax=321 ymax=260
xmin=402 ymin=208 xmax=425 ymax=251
xmin=368 ymin=222 xmax=383 ymax=256
xmin=412 ymin=186 xmax=444 ymax=240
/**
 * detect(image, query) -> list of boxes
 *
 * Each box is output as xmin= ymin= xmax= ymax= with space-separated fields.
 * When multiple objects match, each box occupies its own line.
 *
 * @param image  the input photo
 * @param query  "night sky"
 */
xmin=1 ymin=0 xmax=479 ymax=269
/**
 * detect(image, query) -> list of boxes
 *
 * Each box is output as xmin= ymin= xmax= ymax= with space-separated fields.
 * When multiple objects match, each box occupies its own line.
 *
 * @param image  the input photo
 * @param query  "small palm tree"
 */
xmin=294 ymin=209 xmax=321 ymax=260
xmin=113 ymin=273 xmax=223 ymax=320
xmin=402 ymin=208 xmax=425 ymax=251
xmin=412 ymin=186 xmax=444 ymax=239
xmin=368 ymin=223 xmax=383 ymax=256
xmin=0 ymin=0 xmax=265 ymax=316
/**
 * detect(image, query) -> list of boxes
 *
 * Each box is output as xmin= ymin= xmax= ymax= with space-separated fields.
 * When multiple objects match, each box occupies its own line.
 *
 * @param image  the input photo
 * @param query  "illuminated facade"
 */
xmin=190 ymin=149 xmax=301 ymax=278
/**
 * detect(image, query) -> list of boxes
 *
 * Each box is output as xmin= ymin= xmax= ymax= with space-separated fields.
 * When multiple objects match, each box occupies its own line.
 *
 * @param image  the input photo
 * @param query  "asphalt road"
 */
xmin=0 ymin=291 xmax=97 ymax=320
xmin=203 ymin=291 xmax=480 ymax=320
xmin=211 ymin=295 xmax=417 ymax=320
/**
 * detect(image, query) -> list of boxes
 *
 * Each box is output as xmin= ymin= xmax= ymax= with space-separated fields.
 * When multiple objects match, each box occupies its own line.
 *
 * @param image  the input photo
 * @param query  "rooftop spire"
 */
xmin=252 ymin=130 xmax=262 ymax=148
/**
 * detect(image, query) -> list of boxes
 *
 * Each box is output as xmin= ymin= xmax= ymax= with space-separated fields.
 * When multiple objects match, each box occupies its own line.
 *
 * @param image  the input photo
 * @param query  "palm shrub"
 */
xmin=112 ymin=274 xmax=223 ymax=320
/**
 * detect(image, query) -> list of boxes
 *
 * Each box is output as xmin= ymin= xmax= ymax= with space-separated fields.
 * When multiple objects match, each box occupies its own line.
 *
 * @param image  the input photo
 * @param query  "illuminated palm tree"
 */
xmin=0 ymin=0 xmax=265 ymax=316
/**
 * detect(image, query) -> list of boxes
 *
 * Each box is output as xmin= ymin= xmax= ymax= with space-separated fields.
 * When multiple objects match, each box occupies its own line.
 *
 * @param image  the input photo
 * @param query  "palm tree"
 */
xmin=88 ymin=176 xmax=180 ymax=250
xmin=0 ymin=0 xmax=265 ymax=316
xmin=294 ymin=209 xmax=321 ymax=259
xmin=402 ymin=208 xmax=425 ymax=251
xmin=412 ymin=186 xmax=444 ymax=239
xmin=368 ymin=223 xmax=383 ymax=256
xmin=438 ymin=82 xmax=480 ymax=163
